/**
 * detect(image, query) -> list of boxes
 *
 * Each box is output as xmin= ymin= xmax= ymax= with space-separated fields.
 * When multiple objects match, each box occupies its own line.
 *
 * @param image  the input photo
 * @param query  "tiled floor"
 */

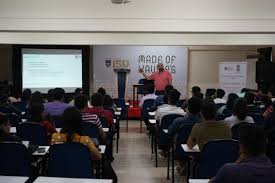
xmin=112 ymin=120 xmax=185 ymax=183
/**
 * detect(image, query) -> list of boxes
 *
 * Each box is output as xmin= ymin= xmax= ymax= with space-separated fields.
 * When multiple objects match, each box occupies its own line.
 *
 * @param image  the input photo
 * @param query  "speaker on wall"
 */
xmin=256 ymin=60 xmax=274 ymax=84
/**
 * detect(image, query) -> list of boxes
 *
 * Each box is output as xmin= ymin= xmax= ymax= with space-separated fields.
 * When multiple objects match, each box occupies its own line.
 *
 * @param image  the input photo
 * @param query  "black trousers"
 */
xmin=155 ymin=90 xmax=165 ymax=95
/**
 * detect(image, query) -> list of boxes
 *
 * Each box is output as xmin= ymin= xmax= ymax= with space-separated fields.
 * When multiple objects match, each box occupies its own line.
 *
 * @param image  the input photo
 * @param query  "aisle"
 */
xmin=112 ymin=120 xmax=167 ymax=183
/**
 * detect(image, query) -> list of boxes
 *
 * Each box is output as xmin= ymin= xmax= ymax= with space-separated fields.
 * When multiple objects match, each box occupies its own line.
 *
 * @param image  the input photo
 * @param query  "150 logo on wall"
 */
xmin=105 ymin=59 xmax=129 ymax=68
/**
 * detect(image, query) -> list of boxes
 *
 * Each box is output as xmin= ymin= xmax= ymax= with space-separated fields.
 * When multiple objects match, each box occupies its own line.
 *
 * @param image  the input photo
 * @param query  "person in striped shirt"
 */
xmin=74 ymin=94 xmax=105 ymax=144
xmin=262 ymin=101 xmax=274 ymax=120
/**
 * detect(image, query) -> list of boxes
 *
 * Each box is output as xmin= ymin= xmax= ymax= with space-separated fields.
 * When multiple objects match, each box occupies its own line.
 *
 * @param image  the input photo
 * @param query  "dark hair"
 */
xmin=260 ymin=95 xmax=272 ymax=109
xmin=216 ymin=89 xmax=225 ymax=99
xmin=244 ymin=92 xmax=255 ymax=105
xmin=233 ymin=98 xmax=248 ymax=121
xmin=168 ymin=89 xmax=181 ymax=105
xmin=103 ymin=95 xmax=114 ymax=108
xmin=147 ymin=85 xmax=155 ymax=94
xmin=53 ymin=88 xmax=65 ymax=101
xmin=188 ymin=97 xmax=202 ymax=114
xmin=21 ymin=89 xmax=32 ymax=102
xmin=165 ymin=85 xmax=174 ymax=94
xmin=74 ymin=88 xmax=83 ymax=96
xmin=30 ymin=91 xmax=44 ymax=106
xmin=98 ymin=87 xmax=106 ymax=96
xmin=91 ymin=93 xmax=104 ymax=107
xmin=192 ymin=86 xmax=203 ymax=99
xmin=241 ymin=88 xmax=249 ymax=93
xmin=61 ymin=107 xmax=83 ymax=142
xmin=0 ymin=113 xmax=10 ymax=140
xmin=29 ymin=103 xmax=44 ymax=123
xmin=226 ymin=93 xmax=239 ymax=111
xmin=47 ymin=89 xmax=55 ymax=102
xmin=239 ymin=124 xmax=266 ymax=156
xmin=74 ymin=95 xmax=88 ymax=110
xmin=201 ymin=100 xmax=216 ymax=120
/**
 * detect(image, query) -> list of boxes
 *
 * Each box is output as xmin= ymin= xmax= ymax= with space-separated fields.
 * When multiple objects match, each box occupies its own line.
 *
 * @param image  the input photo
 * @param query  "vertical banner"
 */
xmin=93 ymin=46 xmax=188 ymax=99
xmin=219 ymin=62 xmax=247 ymax=94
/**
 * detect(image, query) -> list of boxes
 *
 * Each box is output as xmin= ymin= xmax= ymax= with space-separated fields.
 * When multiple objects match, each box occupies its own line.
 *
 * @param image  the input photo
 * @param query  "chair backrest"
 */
xmin=206 ymin=89 xmax=216 ymax=98
xmin=98 ymin=115 xmax=109 ymax=128
xmin=248 ymin=105 xmax=262 ymax=114
xmin=12 ymin=102 xmax=27 ymax=112
xmin=113 ymin=98 xmax=127 ymax=119
xmin=0 ymin=142 xmax=31 ymax=176
xmin=83 ymin=122 xmax=99 ymax=139
xmin=222 ymin=108 xmax=232 ymax=118
xmin=231 ymin=122 xmax=250 ymax=140
xmin=215 ymin=114 xmax=226 ymax=121
xmin=48 ymin=143 xmax=94 ymax=178
xmin=249 ymin=113 xmax=264 ymax=126
xmin=270 ymin=144 xmax=275 ymax=164
xmin=141 ymin=99 xmax=155 ymax=120
xmin=0 ymin=105 xmax=12 ymax=114
xmin=17 ymin=122 xmax=49 ymax=145
xmin=50 ymin=115 xmax=63 ymax=128
xmin=7 ymin=114 xmax=22 ymax=127
xmin=160 ymin=114 xmax=184 ymax=130
xmin=176 ymin=99 xmax=186 ymax=107
xmin=175 ymin=123 xmax=195 ymax=160
xmin=198 ymin=140 xmax=239 ymax=178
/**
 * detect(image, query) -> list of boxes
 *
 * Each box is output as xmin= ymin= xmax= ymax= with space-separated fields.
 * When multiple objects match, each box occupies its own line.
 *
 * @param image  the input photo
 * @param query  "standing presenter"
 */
xmin=139 ymin=63 xmax=172 ymax=95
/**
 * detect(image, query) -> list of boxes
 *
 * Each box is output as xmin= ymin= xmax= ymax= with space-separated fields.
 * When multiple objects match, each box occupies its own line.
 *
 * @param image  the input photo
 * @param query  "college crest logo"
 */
xmin=105 ymin=59 xmax=111 ymax=67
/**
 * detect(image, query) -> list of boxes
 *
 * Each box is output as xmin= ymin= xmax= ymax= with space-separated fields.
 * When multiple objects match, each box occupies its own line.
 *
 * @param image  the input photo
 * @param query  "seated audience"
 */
xmin=0 ymin=113 xmax=21 ymax=142
xmin=88 ymin=93 xmax=114 ymax=126
xmin=47 ymin=89 xmax=55 ymax=103
xmin=44 ymin=88 xmax=71 ymax=116
xmin=182 ymin=86 xmax=203 ymax=109
xmin=154 ymin=85 xmax=174 ymax=108
xmin=244 ymin=92 xmax=260 ymax=113
xmin=263 ymin=101 xmax=274 ymax=120
xmin=210 ymin=125 xmax=275 ymax=183
xmin=19 ymin=88 xmax=32 ymax=107
xmin=225 ymin=98 xmax=254 ymax=128
xmin=155 ymin=89 xmax=185 ymax=124
xmin=70 ymin=88 xmax=91 ymax=108
xmin=217 ymin=93 xmax=239 ymax=115
xmin=260 ymin=95 xmax=272 ymax=111
xmin=214 ymin=89 xmax=226 ymax=104
xmin=28 ymin=103 xmax=56 ymax=138
xmin=168 ymin=97 xmax=202 ymax=137
xmin=51 ymin=107 xmax=102 ymax=160
xmin=74 ymin=94 xmax=105 ymax=144
xmin=98 ymin=87 xmax=115 ymax=110
xmin=139 ymin=85 xmax=157 ymax=108
xmin=187 ymin=101 xmax=231 ymax=150
xmin=0 ymin=94 xmax=21 ymax=115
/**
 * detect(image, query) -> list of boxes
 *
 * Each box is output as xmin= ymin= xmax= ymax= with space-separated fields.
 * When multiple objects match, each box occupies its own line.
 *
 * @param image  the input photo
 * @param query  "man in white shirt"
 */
xmin=214 ymin=89 xmax=227 ymax=104
xmin=155 ymin=89 xmax=185 ymax=124
xmin=139 ymin=85 xmax=158 ymax=108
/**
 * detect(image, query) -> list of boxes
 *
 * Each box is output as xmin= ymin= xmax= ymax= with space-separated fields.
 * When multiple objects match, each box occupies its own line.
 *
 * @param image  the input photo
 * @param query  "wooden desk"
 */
xmin=33 ymin=177 xmax=112 ymax=183
xmin=0 ymin=176 xmax=29 ymax=183
xmin=149 ymin=119 xmax=156 ymax=124
xmin=148 ymin=112 xmax=156 ymax=116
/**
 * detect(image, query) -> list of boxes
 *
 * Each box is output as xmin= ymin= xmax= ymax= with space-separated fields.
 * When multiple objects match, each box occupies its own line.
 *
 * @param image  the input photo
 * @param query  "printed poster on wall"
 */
xmin=219 ymin=62 xmax=247 ymax=94
xmin=93 ymin=46 xmax=188 ymax=99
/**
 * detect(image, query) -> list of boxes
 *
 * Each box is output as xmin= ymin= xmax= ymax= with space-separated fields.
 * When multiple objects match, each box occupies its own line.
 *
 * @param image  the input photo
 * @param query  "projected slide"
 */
xmin=22 ymin=49 xmax=83 ymax=93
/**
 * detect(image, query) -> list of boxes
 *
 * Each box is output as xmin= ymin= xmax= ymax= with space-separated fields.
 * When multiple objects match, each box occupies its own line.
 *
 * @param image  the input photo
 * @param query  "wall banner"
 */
xmin=93 ymin=46 xmax=188 ymax=99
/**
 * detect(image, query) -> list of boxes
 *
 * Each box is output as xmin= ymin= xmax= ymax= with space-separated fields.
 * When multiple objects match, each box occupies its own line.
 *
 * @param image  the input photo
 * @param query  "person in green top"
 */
xmin=187 ymin=100 xmax=232 ymax=150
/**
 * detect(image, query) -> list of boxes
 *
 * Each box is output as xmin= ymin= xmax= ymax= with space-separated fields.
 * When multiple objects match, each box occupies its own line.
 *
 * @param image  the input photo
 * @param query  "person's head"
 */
xmin=74 ymin=88 xmax=83 ymax=96
xmin=0 ymin=113 xmax=10 ymax=139
xmin=147 ymin=84 xmax=155 ymax=94
xmin=260 ymin=95 xmax=272 ymax=108
xmin=157 ymin=63 xmax=164 ymax=72
xmin=53 ymin=88 xmax=65 ymax=101
xmin=61 ymin=107 xmax=83 ymax=142
xmin=91 ymin=93 xmax=104 ymax=107
xmin=244 ymin=92 xmax=255 ymax=105
xmin=165 ymin=85 xmax=174 ymax=95
xmin=226 ymin=93 xmax=239 ymax=111
xmin=241 ymin=88 xmax=249 ymax=93
xmin=74 ymin=94 xmax=88 ymax=110
xmin=29 ymin=103 xmax=44 ymax=123
xmin=233 ymin=98 xmax=248 ymax=121
xmin=201 ymin=100 xmax=216 ymax=121
xmin=21 ymin=89 xmax=32 ymax=102
xmin=167 ymin=89 xmax=181 ymax=105
xmin=30 ymin=91 xmax=44 ymax=105
xmin=187 ymin=97 xmax=202 ymax=115
xmin=47 ymin=89 xmax=55 ymax=102
xmin=239 ymin=124 xmax=266 ymax=158
xmin=103 ymin=95 xmax=114 ymax=108
xmin=216 ymin=89 xmax=225 ymax=99
xmin=191 ymin=86 xmax=203 ymax=99
xmin=98 ymin=87 xmax=106 ymax=96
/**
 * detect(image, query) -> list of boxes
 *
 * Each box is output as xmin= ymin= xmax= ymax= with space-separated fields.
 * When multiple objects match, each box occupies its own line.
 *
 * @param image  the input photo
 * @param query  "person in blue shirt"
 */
xmin=168 ymin=97 xmax=202 ymax=137
xmin=210 ymin=124 xmax=275 ymax=183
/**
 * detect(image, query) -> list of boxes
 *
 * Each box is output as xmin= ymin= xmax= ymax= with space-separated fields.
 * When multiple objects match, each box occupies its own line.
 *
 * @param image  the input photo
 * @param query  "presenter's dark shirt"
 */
xmin=211 ymin=156 xmax=275 ymax=183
